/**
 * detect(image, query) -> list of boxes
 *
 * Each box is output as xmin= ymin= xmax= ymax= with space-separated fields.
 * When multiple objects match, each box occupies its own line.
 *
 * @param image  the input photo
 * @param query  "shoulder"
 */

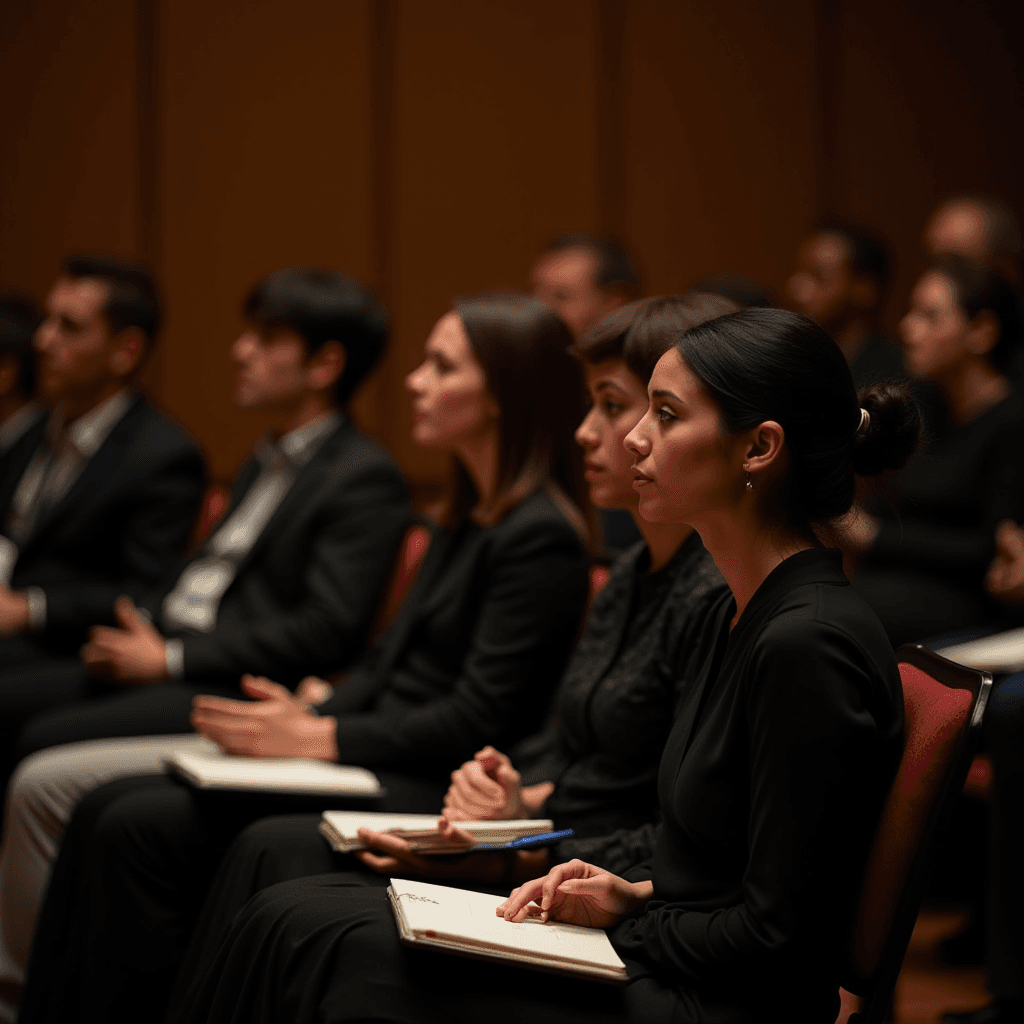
xmin=122 ymin=397 xmax=202 ymax=462
xmin=486 ymin=488 xmax=587 ymax=557
xmin=313 ymin=419 xmax=407 ymax=486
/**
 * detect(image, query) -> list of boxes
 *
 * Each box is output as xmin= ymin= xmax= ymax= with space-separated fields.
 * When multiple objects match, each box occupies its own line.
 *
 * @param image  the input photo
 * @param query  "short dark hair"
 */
xmin=677 ymin=307 xmax=921 ymax=530
xmin=62 ymin=254 xmax=161 ymax=342
xmin=570 ymin=292 xmax=739 ymax=383
xmin=544 ymin=234 xmax=641 ymax=296
xmin=928 ymin=255 xmax=1021 ymax=374
xmin=448 ymin=293 xmax=594 ymax=547
xmin=814 ymin=220 xmax=892 ymax=290
xmin=243 ymin=268 xmax=388 ymax=405
xmin=0 ymin=294 xmax=42 ymax=396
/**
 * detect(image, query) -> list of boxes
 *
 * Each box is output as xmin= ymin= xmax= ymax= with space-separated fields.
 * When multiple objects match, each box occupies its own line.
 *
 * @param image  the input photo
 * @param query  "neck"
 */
xmin=689 ymin=508 xmax=816 ymax=625
xmin=272 ymin=393 xmax=335 ymax=437
xmin=456 ymin=429 xmax=499 ymax=509
xmin=0 ymin=392 xmax=29 ymax=425
xmin=631 ymin=511 xmax=693 ymax=571
xmin=934 ymin=359 xmax=1010 ymax=424
xmin=832 ymin=318 xmax=871 ymax=367
xmin=57 ymin=380 xmax=124 ymax=424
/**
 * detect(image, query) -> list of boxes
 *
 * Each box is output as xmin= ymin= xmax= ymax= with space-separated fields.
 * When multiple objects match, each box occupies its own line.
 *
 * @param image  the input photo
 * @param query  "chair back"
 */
xmin=845 ymin=644 xmax=991 ymax=1024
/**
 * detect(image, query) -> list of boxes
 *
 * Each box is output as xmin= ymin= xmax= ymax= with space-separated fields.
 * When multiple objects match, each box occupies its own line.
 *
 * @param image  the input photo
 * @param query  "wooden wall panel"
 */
xmin=622 ymin=0 xmax=819 ymax=301
xmin=0 ymin=0 xmax=141 ymax=301
xmin=155 ymin=0 xmax=376 ymax=478
xmin=385 ymin=0 xmax=602 ymax=486
xmin=834 ymin=0 xmax=1024 ymax=331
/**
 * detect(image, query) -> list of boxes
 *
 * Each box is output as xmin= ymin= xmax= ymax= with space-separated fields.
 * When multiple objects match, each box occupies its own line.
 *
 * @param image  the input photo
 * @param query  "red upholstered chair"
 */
xmin=841 ymin=644 xmax=992 ymax=1024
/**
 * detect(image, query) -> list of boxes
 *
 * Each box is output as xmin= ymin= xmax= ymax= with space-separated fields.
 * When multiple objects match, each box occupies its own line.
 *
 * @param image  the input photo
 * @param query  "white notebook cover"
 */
xmin=939 ymin=627 xmax=1024 ymax=674
xmin=320 ymin=811 xmax=555 ymax=852
xmin=165 ymin=749 xmax=384 ymax=797
xmin=388 ymin=878 xmax=627 ymax=983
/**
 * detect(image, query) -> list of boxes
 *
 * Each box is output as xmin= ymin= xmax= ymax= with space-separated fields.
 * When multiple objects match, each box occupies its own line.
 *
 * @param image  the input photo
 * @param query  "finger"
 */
xmin=192 ymin=694 xmax=256 ymax=714
xmin=451 ymin=768 xmax=504 ymax=807
xmin=354 ymin=850 xmax=400 ymax=873
xmin=356 ymin=828 xmax=412 ymax=855
xmin=113 ymin=596 xmax=142 ymax=632
xmin=241 ymin=675 xmax=290 ymax=702
xmin=436 ymin=819 xmax=475 ymax=846
xmin=501 ymin=878 xmax=546 ymax=921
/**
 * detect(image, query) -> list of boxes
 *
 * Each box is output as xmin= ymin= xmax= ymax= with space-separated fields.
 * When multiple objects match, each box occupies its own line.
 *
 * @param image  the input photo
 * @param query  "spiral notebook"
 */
xmin=388 ymin=878 xmax=627 ymax=983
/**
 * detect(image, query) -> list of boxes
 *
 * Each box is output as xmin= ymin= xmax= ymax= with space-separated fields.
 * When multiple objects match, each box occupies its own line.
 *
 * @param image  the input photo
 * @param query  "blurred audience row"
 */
xmin=0 ymin=193 xmax=1020 ymax=1024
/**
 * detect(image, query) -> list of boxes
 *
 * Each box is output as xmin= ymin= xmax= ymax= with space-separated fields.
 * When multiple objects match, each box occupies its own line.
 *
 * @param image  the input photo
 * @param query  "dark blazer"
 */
xmin=320 ymin=488 xmax=591 ymax=777
xmin=0 ymin=395 xmax=205 ymax=653
xmin=155 ymin=418 xmax=412 ymax=687
xmin=611 ymin=550 xmax=903 ymax=1024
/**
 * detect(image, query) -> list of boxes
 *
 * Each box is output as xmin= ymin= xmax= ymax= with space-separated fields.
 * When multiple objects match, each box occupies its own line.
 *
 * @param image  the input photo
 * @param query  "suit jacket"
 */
xmin=320 ymin=488 xmax=591 ymax=777
xmin=0 ymin=395 xmax=205 ymax=653
xmin=153 ymin=418 xmax=411 ymax=688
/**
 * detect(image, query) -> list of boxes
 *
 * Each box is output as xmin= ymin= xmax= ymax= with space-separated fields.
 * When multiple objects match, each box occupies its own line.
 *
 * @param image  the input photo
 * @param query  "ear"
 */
xmin=306 ymin=340 xmax=347 ymax=393
xmin=741 ymin=420 xmax=786 ymax=478
xmin=109 ymin=328 xmax=146 ymax=377
xmin=966 ymin=310 xmax=999 ymax=358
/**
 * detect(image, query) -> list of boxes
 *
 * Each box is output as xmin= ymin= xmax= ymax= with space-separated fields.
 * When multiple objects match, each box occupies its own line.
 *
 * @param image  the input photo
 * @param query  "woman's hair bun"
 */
xmin=853 ymin=380 xmax=923 ymax=476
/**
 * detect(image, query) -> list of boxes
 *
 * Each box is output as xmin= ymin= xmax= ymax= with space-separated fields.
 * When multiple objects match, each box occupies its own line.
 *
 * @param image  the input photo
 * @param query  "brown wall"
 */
xmin=2 ymin=0 xmax=1022 ymax=485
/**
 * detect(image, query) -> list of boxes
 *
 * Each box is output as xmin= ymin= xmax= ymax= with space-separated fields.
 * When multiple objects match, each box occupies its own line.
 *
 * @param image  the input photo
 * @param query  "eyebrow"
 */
xmin=594 ymin=380 xmax=626 ymax=393
xmin=650 ymin=389 xmax=682 ymax=401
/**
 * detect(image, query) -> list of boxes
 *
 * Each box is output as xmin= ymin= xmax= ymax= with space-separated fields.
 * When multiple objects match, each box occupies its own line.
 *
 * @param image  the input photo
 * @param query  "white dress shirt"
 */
xmin=161 ymin=411 xmax=341 ymax=679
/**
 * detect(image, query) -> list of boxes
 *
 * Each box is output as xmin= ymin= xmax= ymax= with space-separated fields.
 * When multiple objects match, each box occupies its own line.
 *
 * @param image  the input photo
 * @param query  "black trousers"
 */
xmin=164 ymin=873 xmax=691 ymax=1024
xmin=18 ymin=772 xmax=450 ymax=1024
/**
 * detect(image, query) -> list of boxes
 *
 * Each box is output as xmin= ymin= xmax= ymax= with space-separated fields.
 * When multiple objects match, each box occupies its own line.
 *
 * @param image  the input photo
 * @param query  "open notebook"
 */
xmin=939 ymin=627 xmax=1024 ymax=674
xmin=388 ymin=878 xmax=627 ymax=983
xmin=165 ymin=750 xmax=384 ymax=797
xmin=320 ymin=811 xmax=556 ymax=853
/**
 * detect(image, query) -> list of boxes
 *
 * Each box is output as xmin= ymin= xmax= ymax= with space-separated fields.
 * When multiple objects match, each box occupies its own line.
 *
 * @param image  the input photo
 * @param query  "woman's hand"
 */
xmin=191 ymin=675 xmax=339 ymax=760
xmin=496 ymin=860 xmax=653 ymax=929
xmin=987 ymin=520 xmax=1024 ymax=604
xmin=354 ymin=821 xmax=499 ymax=880
xmin=442 ymin=746 xmax=526 ymax=821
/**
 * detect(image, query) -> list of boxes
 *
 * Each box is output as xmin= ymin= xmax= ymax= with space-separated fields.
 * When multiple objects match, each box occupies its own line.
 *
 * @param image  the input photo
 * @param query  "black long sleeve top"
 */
xmin=318 ymin=489 xmax=590 ymax=779
xmin=511 ymin=532 xmax=727 ymax=869
xmin=611 ymin=549 xmax=904 ymax=1024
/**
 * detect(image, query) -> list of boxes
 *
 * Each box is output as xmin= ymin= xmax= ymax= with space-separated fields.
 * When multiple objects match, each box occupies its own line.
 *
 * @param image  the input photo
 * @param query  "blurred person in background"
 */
xmin=0 ymin=295 xmax=44 ymax=462
xmin=787 ymin=221 xmax=903 ymax=388
xmin=0 ymin=255 xmax=204 ymax=665
xmin=926 ymin=195 xmax=1022 ymax=290
xmin=530 ymin=233 xmax=642 ymax=553
xmin=845 ymin=256 xmax=1024 ymax=647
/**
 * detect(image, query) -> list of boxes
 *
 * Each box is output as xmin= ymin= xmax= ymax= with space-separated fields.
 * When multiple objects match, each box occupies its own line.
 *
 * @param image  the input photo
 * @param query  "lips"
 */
xmin=583 ymin=462 xmax=603 ymax=480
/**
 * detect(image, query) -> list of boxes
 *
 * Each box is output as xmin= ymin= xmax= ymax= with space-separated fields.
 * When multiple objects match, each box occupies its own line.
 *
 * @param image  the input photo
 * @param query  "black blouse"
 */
xmin=611 ymin=549 xmax=903 ymax=1023
xmin=513 ymin=532 xmax=727 ymax=868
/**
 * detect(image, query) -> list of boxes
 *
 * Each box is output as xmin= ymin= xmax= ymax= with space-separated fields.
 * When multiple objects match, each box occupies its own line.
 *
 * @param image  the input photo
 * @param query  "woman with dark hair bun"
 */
xmin=161 ymin=306 xmax=919 ymax=1024
xmin=848 ymin=256 xmax=1024 ymax=647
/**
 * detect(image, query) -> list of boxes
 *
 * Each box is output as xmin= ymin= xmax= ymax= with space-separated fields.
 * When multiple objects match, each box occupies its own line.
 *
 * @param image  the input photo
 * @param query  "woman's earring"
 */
xmin=745 ymin=472 xmax=753 ymax=492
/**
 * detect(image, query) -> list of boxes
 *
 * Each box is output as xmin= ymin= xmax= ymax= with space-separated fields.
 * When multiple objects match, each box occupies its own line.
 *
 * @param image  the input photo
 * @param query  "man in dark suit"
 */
xmin=5 ymin=266 xmax=411 ymax=761
xmin=0 ymin=255 xmax=205 ymax=663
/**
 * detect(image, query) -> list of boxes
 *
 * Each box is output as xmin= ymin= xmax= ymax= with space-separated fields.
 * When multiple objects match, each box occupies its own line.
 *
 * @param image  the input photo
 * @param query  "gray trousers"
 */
xmin=0 ymin=733 xmax=215 ymax=1020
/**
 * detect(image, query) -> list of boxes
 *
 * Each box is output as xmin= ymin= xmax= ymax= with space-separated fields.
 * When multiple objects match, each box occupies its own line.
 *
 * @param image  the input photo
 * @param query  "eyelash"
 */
xmin=656 ymin=405 xmax=676 ymax=423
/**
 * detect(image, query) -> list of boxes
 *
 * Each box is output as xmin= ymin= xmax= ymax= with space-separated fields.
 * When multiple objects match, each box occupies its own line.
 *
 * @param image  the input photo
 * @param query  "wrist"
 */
xmin=302 ymin=714 xmax=339 ymax=761
xmin=626 ymin=879 xmax=654 ymax=912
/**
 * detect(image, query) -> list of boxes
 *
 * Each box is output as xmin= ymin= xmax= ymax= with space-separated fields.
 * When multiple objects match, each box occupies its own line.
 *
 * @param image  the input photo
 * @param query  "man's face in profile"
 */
xmin=230 ymin=323 xmax=312 ymax=412
xmin=529 ymin=247 xmax=622 ymax=337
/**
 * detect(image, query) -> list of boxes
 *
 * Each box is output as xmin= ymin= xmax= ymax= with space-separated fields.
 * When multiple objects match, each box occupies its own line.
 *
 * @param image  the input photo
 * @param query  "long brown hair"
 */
xmin=443 ymin=293 xmax=594 ymax=549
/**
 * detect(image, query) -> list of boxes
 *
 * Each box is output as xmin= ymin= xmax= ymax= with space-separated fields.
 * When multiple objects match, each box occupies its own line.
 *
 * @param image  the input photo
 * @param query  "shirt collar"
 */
xmin=257 ymin=410 xmax=343 ymax=470
xmin=47 ymin=389 xmax=134 ymax=457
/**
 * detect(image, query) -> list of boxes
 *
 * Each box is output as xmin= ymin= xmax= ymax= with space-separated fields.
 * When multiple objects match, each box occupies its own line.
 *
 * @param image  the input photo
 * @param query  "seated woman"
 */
xmin=847 ymin=256 xmax=1024 ymax=647
xmin=159 ymin=306 xmax=920 ymax=1024
xmin=145 ymin=293 xmax=735 ymax=1010
xmin=6 ymin=294 xmax=593 ymax=1023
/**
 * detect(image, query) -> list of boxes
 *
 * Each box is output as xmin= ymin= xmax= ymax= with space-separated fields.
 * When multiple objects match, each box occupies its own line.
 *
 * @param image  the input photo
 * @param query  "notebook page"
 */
xmin=390 ymin=878 xmax=625 ymax=971
xmin=167 ymin=751 xmax=382 ymax=794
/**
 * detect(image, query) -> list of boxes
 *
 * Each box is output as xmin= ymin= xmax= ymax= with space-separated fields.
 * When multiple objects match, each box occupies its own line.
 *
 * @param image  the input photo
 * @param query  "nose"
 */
xmin=624 ymin=414 xmax=651 ymax=458
xmin=898 ymin=313 xmax=916 ymax=345
xmin=34 ymin=318 xmax=56 ymax=352
xmin=574 ymin=406 xmax=599 ymax=449
xmin=230 ymin=331 xmax=256 ymax=363
xmin=787 ymin=272 xmax=811 ymax=306
xmin=405 ymin=362 xmax=426 ymax=394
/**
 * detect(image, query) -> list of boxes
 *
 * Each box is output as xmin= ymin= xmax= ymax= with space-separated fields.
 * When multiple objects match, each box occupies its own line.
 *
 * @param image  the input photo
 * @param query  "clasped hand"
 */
xmin=987 ymin=519 xmax=1024 ymax=604
xmin=496 ymin=860 xmax=653 ymax=929
xmin=191 ymin=674 xmax=339 ymax=760
xmin=353 ymin=819 xmax=481 ymax=878
xmin=81 ymin=596 xmax=168 ymax=681
xmin=442 ymin=746 xmax=526 ymax=821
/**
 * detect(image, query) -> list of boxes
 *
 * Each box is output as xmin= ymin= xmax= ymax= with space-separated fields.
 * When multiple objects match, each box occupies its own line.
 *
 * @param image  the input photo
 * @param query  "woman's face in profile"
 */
xmin=899 ymin=271 xmax=972 ymax=381
xmin=624 ymin=348 xmax=740 ymax=524
xmin=405 ymin=311 xmax=498 ymax=451
xmin=575 ymin=358 xmax=648 ymax=510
